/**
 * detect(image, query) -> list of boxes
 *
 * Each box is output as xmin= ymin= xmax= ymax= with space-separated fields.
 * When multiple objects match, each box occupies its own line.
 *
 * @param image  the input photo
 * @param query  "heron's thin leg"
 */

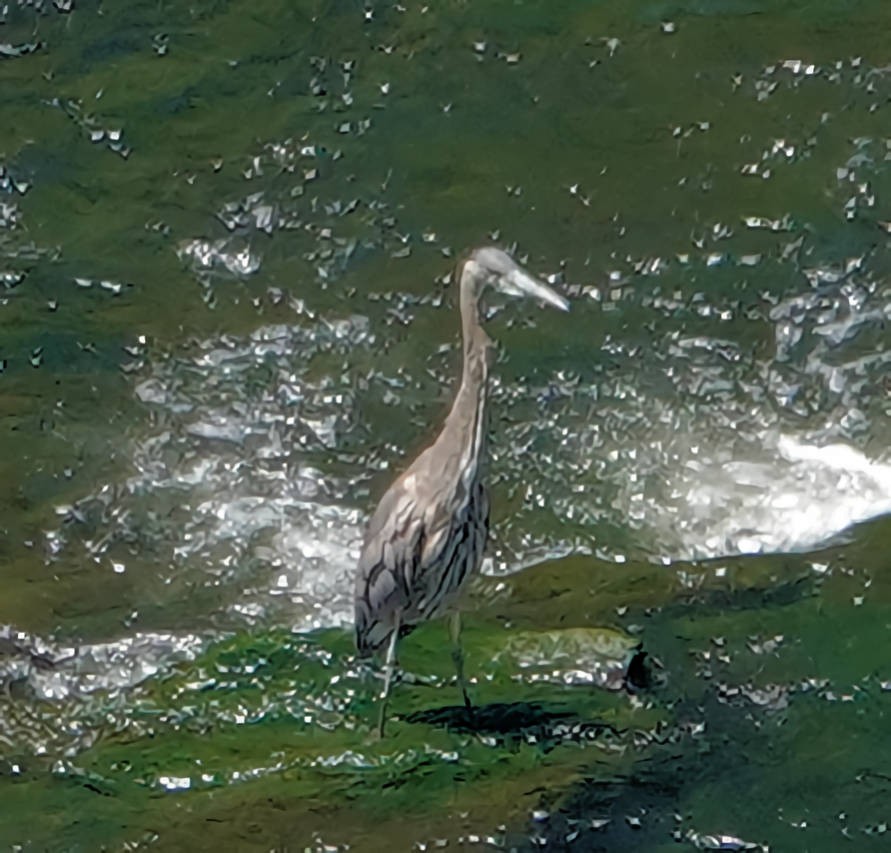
xmin=377 ymin=614 xmax=401 ymax=738
xmin=448 ymin=611 xmax=472 ymax=711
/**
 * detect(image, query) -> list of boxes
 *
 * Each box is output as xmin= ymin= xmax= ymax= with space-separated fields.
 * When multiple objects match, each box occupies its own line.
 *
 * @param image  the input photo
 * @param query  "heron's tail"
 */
xmin=354 ymin=625 xmax=375 ymax=659
xmin=355 ymin=606 xmax=411 ymax=657
xmin=354 ymin=602 xmax=378 ymax=658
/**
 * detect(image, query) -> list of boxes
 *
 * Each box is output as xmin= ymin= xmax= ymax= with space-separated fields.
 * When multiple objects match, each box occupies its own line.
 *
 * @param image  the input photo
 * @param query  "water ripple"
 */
xmin=48 ymin=319 xmax=374 ymax=633
xmin=497 ymin=258 xmax=891 ymax=563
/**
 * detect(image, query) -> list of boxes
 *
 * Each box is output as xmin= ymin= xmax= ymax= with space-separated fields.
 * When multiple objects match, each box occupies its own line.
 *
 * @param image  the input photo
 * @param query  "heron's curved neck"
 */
xmin=458 ymin=264 xmax=493 ymax=391
xmin=440 ymin=268 xmax=492 ymax=478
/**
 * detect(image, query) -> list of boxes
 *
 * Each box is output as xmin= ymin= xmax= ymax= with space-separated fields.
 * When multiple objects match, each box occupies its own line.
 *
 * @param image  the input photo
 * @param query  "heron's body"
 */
xmin=355 ymin=310 xmax=492 ymax=654
xmin=353 ymin=247 xmax=568 ymax=735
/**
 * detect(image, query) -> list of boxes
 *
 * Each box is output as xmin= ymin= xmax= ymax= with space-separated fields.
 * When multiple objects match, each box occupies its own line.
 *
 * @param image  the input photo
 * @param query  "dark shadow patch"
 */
xmin=507 ymin=770 xmax=686 ymax=852
xmin=676 ymin=570 xmax=817 ymax=616
xmin=406 ymin=701 xmax=622 ymax=745
xmin=624 ymin=647 xmax=652 ymax=691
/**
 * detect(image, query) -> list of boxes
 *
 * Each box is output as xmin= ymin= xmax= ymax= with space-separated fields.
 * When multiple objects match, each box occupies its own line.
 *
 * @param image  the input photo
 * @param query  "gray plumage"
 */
xmin=353 ymin=246 xmax=569 ymax=734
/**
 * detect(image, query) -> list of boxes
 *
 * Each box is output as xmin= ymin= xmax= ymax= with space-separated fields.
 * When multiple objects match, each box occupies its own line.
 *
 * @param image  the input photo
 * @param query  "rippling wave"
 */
xmin=518 ymin=256 xmax=891 ymax=562
xmin=47 ymin=319 xmax=375 ymax=637
xmin=46 ymin=257 xmax=891 ymax=641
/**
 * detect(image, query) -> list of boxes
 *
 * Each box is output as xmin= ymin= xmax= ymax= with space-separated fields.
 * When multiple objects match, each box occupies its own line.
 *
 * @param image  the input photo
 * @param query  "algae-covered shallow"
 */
xmin=2 ymin=0 xmax=891 ymax=850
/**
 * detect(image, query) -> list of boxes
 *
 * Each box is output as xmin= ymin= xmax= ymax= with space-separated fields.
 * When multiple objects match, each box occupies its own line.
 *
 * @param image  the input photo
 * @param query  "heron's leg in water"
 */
xmin=449 ymin=611 xmax=473 ymax=710
xmin=377 ymin=613 xmax=401 ymax=738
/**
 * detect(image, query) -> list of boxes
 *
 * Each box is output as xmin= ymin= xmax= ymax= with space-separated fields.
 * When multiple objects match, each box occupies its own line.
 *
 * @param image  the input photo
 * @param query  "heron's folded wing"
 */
xmin=354 ymin=483 xmax=426 ymax=653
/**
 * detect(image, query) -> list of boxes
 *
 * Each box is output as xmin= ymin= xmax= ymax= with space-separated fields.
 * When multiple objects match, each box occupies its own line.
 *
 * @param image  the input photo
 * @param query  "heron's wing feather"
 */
xmin=354 ymin=473 xmax=433 ymax=654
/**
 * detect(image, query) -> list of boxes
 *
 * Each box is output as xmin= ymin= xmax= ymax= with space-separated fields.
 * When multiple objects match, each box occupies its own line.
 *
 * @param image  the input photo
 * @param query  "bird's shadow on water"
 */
xmin=402 ymin=647 xmax=651 ymax=741
xmin=405 ymin=701 xmax=622 ymax=744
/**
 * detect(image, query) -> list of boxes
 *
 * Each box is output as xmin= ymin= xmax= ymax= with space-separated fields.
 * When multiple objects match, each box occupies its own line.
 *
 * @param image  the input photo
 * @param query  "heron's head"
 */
xmin=462 ymin=247 xmax=570 ymax=313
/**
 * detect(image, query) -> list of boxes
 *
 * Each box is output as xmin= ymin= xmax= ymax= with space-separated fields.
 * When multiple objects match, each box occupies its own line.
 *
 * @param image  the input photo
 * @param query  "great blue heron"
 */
xmin=354 ymin=246 xmax=569 ymax=736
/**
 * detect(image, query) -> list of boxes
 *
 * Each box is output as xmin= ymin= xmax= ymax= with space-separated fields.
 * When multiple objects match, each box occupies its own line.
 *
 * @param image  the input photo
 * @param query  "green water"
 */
xmin=2 ymin=0 xmax=891 ymax=850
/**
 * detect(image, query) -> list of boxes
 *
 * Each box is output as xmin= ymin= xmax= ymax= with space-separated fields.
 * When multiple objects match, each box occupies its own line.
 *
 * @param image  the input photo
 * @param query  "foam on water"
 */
xmin=497 ymin=254 xmax=891 ymax=564
xmin=645 ymin=261 xmax=891 ymax=559
xmin=47 ymin=318 xmax=372 ymax=637
xmin=635 ymin=432 xmax=891 ymax=560
xmin=0 ymin=627 xmax=206 ymax=701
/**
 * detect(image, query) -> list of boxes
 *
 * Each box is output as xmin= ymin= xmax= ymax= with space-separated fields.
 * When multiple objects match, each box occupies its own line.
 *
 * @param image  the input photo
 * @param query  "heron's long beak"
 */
xmin=502 ymin=268 xmax=570 ymax=312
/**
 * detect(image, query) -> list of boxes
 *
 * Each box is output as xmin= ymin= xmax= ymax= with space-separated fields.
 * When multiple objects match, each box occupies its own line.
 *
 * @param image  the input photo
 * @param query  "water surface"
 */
xmin=1 ymin=0 xmax=891 ymax=850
